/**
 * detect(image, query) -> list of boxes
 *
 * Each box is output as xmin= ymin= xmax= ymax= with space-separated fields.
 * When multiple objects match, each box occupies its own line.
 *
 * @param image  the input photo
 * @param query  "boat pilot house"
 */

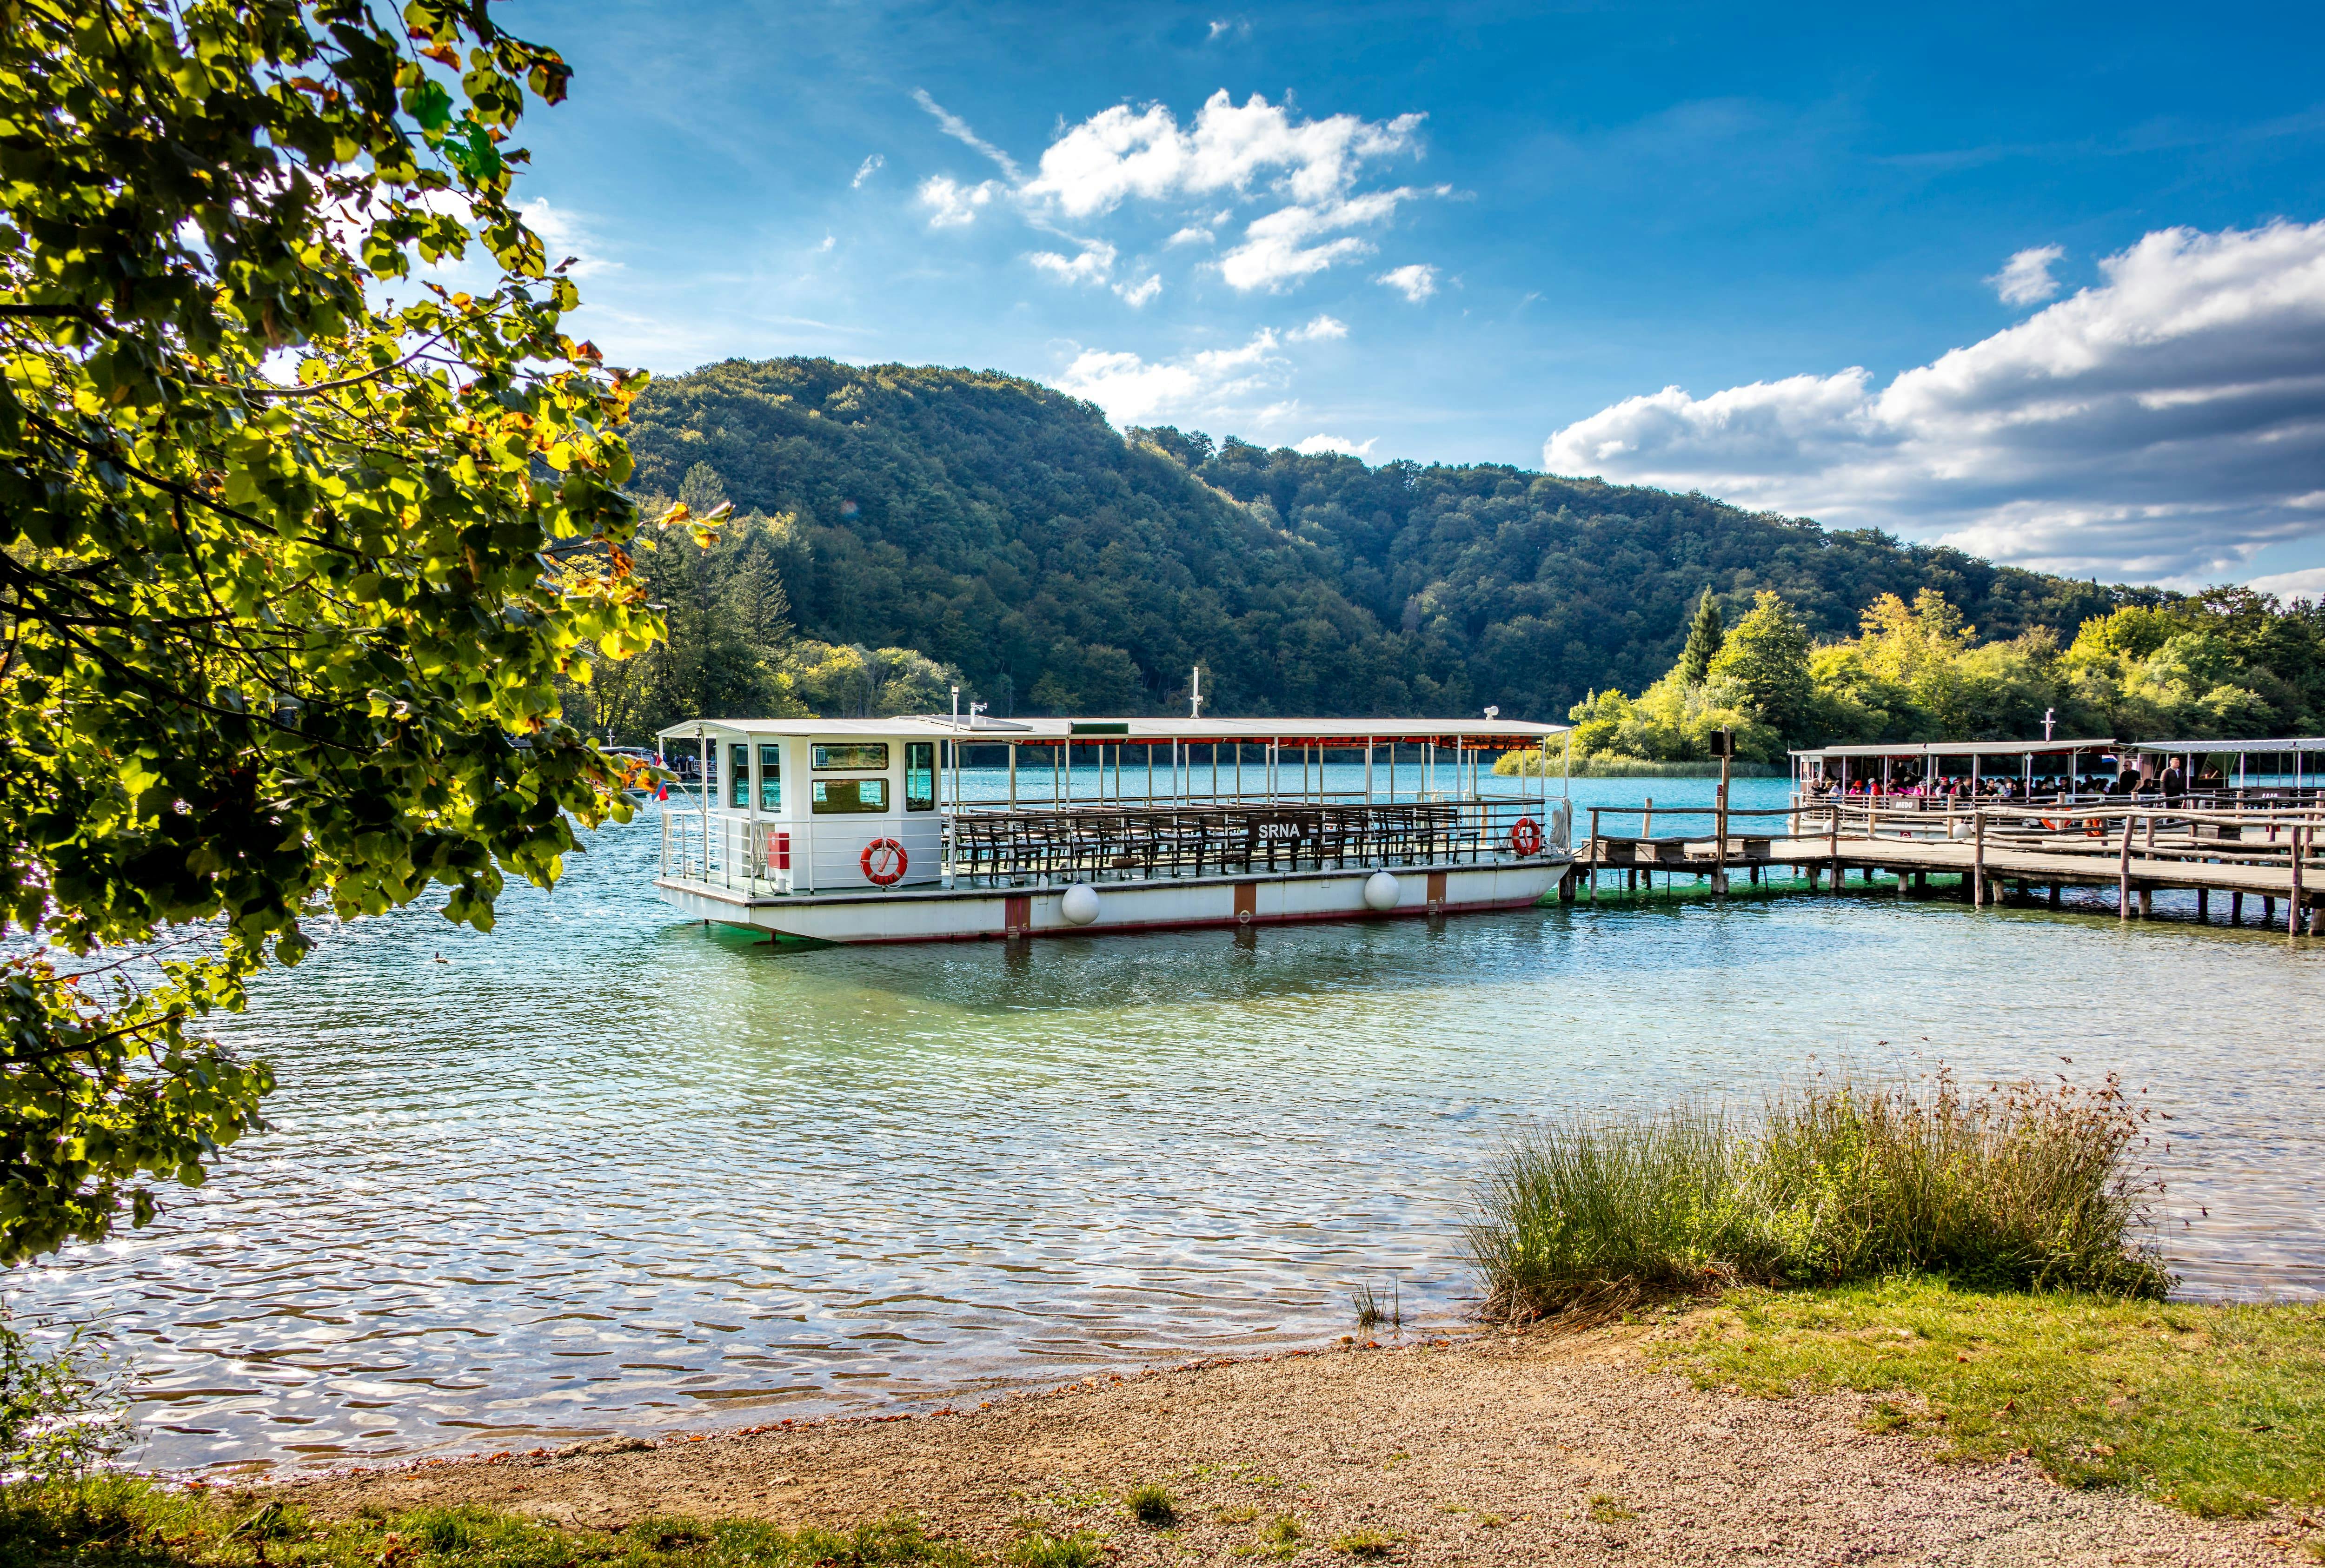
xmin=654 ymin=716 xmax=1574 ymax=944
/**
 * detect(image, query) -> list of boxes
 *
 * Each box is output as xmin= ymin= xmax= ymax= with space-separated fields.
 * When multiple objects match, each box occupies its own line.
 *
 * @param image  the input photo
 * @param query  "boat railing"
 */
xmin=657 ymin=794 xmax=1570 ymax=892
xmin=659 ymin=806 xmax=792 ymax=891
xmin=942 ymin=797 xmax=1566 ymax=888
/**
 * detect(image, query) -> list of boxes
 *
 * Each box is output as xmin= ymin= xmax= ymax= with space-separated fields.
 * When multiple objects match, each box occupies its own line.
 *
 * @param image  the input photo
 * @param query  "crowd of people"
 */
xmin=1801 ymin=759 xmax=2216 ymax=803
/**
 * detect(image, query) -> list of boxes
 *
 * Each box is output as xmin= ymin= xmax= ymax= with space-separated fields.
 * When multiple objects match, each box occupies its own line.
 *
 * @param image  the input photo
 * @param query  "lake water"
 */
xmin=21 ymin=772 xmax=2324 ymax=1474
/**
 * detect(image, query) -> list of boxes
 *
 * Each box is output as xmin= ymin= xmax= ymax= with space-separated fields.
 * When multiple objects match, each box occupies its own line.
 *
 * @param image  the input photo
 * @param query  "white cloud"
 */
xmin=1377 ymin=262 xmax=1436 ymax=302
xmin=1541 ymin=221 xmax=2325 ymax=584
xmin=1287 ymin=313 xmax=1347 ymax=341
xmin=1207 ymin=17 xmax=1249 ymax=40
xmin=1294 ymin=433 xmax=1376 ymax=457
xmin=851 ymin=154 xmax=884 ymax=189
xmin=1028 ymin=242 xmax=1118 ymax=285
xmin=1114 ymin=273 xmax=1163 ymax=308
xmin=1055 ymin=330 xmax=1288 ymax=425
xmin=816 ymin=234 xmax=835 ymax=253
xmin=2245 ymin=566 xmax=2325 ymax=600
xmin=1220 ymin=215 xmax=1370 ymax=290
xmin=918 ymin=90 xmax=1436 ymax=294
xmin=918 ymin=175 xmax=999 ymax=227
xmin=1990 ymin=243 xmax=2066 ymax=306
xmin=516 ymin=198 xmax=617 ymax=277
xmin=1022 ymin=90 xmax=1421 ymax=217
xmin=912 ymin=89 xmax=1023 ymax=180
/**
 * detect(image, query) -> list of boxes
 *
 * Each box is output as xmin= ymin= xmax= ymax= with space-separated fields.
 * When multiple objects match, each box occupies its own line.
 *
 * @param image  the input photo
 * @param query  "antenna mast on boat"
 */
xmin=1190 ymin=666 xmax=1203 ymax=719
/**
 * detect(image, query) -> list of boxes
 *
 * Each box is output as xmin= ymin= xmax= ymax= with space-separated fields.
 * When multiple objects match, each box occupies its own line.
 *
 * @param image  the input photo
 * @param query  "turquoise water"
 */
xmin=19 ymin=772 xmax=2323 ymax=1474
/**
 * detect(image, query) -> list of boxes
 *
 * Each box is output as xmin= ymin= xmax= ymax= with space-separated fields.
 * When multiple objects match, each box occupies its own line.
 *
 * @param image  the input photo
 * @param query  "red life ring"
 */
xmin=860 ymin=837 xmax=907 ymax=886
xmin=1510 ymin=816 xmax=1544 ymax=856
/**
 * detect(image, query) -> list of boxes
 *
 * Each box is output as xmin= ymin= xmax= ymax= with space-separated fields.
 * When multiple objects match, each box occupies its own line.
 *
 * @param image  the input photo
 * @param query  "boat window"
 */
xmin=759 ymin=745 xmax=782 ymax=811
xmin=812 ymin=742 xmax=889 ymax=770
xmin=812 ymin=778 xmax=890 ymax=814
xmin=905 ymin=742 xmax=935 ymax=811
xmin=729 ymin=744 xmax=749 ymax=809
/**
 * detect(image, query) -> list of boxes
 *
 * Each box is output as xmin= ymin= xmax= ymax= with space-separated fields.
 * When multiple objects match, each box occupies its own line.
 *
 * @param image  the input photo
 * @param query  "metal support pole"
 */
xmin=2118 ymin=814 xmax=2135 ymax=919
xmin=1973 ymin=811 xmax=1985 ymax=907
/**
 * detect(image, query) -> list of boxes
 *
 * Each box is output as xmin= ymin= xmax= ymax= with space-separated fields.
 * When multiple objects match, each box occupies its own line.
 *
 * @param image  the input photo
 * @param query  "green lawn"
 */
xmin=0 ymin=1482 xmax=971 ymax=1568
xmin=1650 ymin=1276 xmax=2325 ymax=1520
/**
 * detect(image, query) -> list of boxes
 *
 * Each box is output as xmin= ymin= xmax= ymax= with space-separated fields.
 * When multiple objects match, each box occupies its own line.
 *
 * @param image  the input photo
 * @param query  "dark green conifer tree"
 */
xmin=1679 ymin=588 xmax=1727 ymax=687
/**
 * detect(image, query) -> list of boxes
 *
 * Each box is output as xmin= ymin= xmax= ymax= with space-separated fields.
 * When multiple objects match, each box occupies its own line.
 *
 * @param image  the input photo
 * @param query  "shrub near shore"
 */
xmin=1466 ymin=1073 xmax=2171 ymax=1322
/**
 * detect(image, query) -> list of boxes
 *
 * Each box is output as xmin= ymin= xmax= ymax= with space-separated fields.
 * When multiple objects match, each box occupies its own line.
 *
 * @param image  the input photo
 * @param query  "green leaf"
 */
xmin=403 ymin=77 xmax=454 ymax=133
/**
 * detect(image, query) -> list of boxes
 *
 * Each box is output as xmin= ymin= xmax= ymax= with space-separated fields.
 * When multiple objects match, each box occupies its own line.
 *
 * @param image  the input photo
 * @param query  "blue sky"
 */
xmin=504 ymin=1 xmax=2325 ymax=592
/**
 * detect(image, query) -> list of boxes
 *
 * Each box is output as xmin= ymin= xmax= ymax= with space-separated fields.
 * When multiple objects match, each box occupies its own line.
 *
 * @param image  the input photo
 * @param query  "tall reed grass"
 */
xmin=1466 ymin=1071 xmax=2170 ymax=1321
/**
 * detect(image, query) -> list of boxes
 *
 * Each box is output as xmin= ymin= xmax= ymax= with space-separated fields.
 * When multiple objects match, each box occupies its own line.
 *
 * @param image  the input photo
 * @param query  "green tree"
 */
xmin=1678 ymin=588 xmax=1726 ymax=687
xmin=0 ymin=1 xmax=662 ymax=1262
xmin=1707 ymin=590 xmax=1813 ymax=740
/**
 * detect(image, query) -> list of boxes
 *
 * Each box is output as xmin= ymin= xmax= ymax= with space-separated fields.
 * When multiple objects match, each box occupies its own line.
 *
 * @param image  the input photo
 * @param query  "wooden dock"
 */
xmin=1563 ymin=801 xmax=2325 ymax=935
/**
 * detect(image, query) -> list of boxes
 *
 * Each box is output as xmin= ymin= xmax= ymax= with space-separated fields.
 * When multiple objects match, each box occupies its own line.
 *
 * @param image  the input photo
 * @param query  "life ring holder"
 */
xmin=860 ymin=837 xmax=907 ymax=886
xmin=1509 ymin=816 xmax=1544 ymax=856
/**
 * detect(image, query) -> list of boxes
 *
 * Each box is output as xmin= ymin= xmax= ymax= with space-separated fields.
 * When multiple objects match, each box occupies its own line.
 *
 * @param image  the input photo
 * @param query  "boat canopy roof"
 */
xmin=2127 ymin=736 xmax=2323 ymax=755
xmin=1791 ymin=737 xmax=2117 ymax=762
xmin=656 ymin=715 xmax=1568 ymax=748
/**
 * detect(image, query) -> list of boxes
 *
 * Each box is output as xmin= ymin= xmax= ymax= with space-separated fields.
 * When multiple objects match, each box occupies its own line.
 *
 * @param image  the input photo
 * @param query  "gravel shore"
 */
xmin=284 ymin=1324 xmax=2284 ymax=1566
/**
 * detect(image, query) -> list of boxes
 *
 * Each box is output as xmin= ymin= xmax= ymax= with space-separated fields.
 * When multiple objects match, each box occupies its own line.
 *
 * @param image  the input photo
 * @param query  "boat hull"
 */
xmin=656 ymin=858 xmax=1570 ymax=944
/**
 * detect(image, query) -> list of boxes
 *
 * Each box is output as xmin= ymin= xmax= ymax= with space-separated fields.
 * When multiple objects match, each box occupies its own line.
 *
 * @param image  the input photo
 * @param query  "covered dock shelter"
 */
xmin=2127 ymin=737 xmax=2321 ymax=801
xmin=1791 ymin=738 xmax=2120 ymax=801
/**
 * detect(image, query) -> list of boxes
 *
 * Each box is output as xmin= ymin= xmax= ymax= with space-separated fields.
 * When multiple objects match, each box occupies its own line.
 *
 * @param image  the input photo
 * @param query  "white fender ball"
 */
xmin=1060 ymin=882 xmax=1101 ymax=926
xmin=1363 ymin=871 xmax=1401 ymax=912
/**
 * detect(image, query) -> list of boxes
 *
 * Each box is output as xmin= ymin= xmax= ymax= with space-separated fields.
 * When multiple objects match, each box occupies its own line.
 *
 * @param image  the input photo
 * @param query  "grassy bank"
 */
xmin=1654 ymin=1277 xmax=2325 ymax=1521
xmin=1466 ymin=1075 xmax=2170 ymax=1321
xmin=0 ymin=1481 xmax=976 ymax=1568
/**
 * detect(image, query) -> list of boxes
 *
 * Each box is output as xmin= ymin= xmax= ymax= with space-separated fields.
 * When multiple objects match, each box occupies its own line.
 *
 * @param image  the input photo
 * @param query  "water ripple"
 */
xmin=19 ymin=778 xmax=2325 ymax=1471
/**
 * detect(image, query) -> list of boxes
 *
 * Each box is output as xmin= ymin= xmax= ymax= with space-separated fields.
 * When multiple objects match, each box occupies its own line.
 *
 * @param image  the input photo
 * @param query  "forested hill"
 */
xmin=622 ymin=357 xmax=2140 ymax=721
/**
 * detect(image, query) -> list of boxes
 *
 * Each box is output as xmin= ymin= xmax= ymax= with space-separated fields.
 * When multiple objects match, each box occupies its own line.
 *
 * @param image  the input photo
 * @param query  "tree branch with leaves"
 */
xmin=0 ymin=0 xmax=684 ymax=1263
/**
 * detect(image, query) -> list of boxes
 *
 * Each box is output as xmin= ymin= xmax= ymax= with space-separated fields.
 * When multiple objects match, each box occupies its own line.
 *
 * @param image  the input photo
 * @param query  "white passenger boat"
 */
xmin=651 ymin=715 xmax=1576 ymax=944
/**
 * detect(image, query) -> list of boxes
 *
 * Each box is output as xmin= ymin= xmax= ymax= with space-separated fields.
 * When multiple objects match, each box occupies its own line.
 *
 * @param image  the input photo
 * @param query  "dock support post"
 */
xmin=2292 ymin=826 xmax=2307 ymax=937
xmin=1713 ymin=735 xmax=1731 ymax=898
xmin=2049 ymin=884 xmax=2061 ymax=909
xmin=2118 ymin=817 xmax=2134 ymax=920
xmin=2264 ymin=896 xmax=2275 ymax=926
xmin=2232 ymin=891 xmax=2243 ymax=925
xmin=2139 ymin=887 xmax=2153 ymax=920
xmin=2196 ymin=887 xmax=2208 ymax=921
xmin=1972 ymin=812 xmax=1986 ymax=908
xmin=1558 ymin=867 xmax=1577 ymax=903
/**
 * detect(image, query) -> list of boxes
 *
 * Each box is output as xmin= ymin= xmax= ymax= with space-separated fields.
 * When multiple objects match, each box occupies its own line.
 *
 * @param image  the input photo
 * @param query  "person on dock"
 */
xmin=2162 ymin=761 xmax=2186 ymax=801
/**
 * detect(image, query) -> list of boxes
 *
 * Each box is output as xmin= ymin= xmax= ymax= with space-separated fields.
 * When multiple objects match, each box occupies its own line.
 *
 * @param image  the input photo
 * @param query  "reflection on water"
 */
xmin=19 ymin=777 xmax=2325 ymax=1472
